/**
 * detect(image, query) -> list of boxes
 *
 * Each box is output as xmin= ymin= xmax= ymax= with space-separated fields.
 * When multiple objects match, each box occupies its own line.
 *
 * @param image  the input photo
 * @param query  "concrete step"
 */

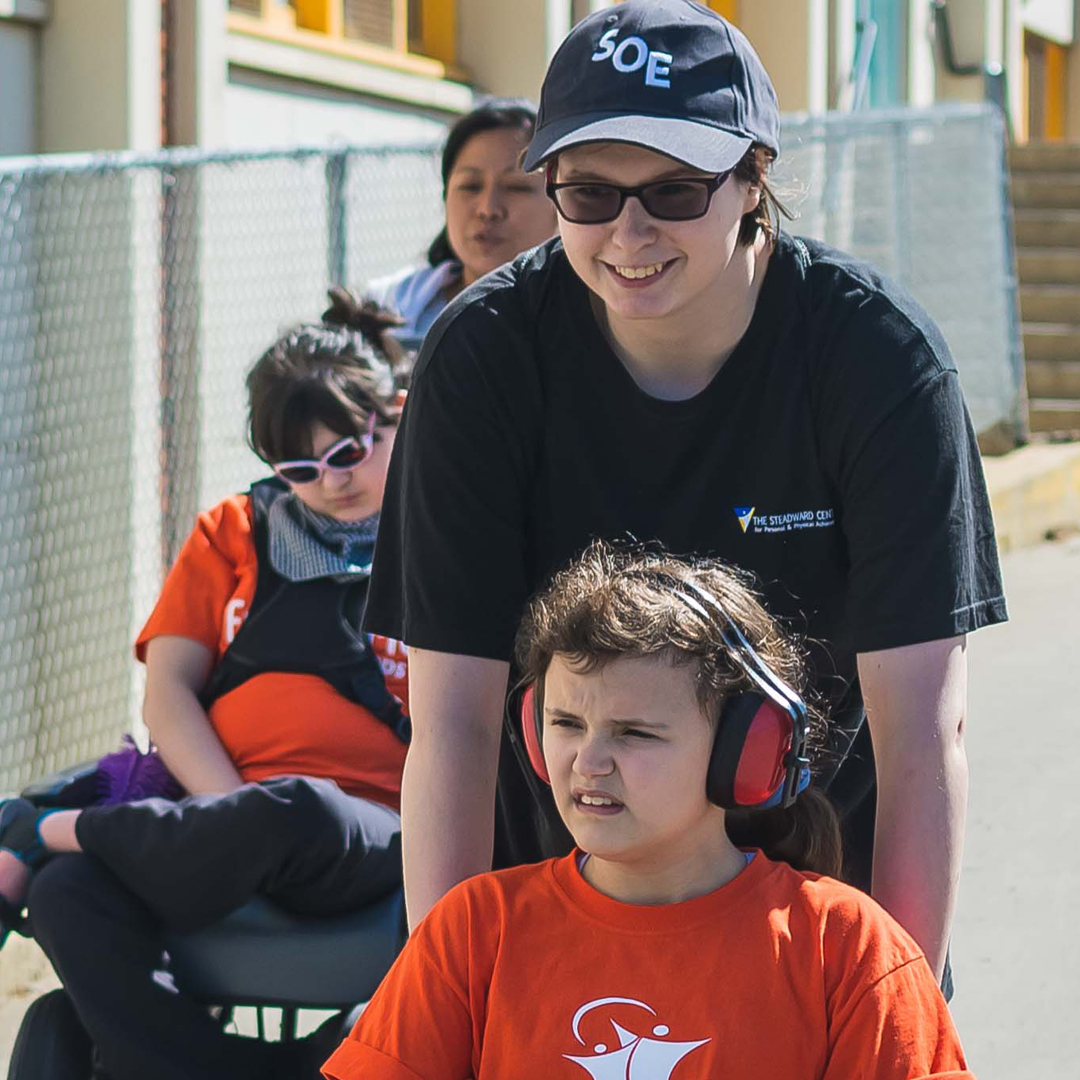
xmin=1017 ymin=248 xmax=1080 ymax=284
xmin=1020 ymin=284 xmax=1080 ymax=322
xmin=1014 ymin=209 xmax=1080 ymax=246
xmin=1011 ymin=174 xmax=1080 ymax=209
xmin=1017 ymin=248 xmax=1080 ymax=283
xmin=1029 ymin=399 xmax=1080 ymax=433
xmin=983 ymin=442 xmax=1080 ymax=553
xmin=1026 ymin=359 xmax=1080 ymax=398
xmin=1023 ymin=323 xmax=1080 ymax=361
xmin=1009 ymin=142 xmax=1080 ymax=172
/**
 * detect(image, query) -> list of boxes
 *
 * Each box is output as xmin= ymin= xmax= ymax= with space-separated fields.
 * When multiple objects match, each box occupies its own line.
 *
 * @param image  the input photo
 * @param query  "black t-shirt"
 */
xmin=365 ymin=233 xmax=1007 ymax=879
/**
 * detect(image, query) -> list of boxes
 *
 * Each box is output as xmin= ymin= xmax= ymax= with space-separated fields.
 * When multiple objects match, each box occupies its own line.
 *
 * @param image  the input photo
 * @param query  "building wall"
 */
xmin=0 ymin=20 xmax=37 ymax=155
xmin=11 ymin=3 xmax=1080 ymax=171
xmin=39 ymin=0 xmax=160 ymax=153
xmin=222 ymin=68 xmax=451 ymax=148
xmin=456 ymin=0 xmax=550 ymax=100
xmin=739 ymin=0 xmax=829 ymax=113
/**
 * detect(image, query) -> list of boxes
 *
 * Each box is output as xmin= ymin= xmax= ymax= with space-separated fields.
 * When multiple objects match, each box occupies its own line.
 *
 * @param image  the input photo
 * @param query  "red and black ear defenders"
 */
xmin=517 ymin=577 xmax=811 ymax=811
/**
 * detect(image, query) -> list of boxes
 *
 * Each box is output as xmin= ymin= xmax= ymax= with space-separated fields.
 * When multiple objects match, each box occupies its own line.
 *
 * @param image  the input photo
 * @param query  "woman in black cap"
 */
xmin=363 ymin=0 xmax=1005 ymax=993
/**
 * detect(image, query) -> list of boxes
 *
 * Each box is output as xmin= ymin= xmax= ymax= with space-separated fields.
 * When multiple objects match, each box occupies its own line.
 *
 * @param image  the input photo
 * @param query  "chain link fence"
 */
xmin=776 ymin=103 xmax=1023 ymax=444
xmin=0 ymin=143 xmax=445 ymax=793
xmin=0 ymin=103 xmax=1022 ymax=793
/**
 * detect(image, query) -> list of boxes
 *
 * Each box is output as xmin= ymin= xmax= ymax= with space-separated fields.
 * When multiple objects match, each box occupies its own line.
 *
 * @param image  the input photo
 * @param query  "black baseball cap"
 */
xmin=522 ymin=0 xmax=779 ymax=173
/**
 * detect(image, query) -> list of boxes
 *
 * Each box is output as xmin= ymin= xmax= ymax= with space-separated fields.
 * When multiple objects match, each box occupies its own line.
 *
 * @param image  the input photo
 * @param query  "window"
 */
xmin=229 ymin=0 xmax=455 ymax=66
xmin=343 ymin=0 xmax=397 ymax=50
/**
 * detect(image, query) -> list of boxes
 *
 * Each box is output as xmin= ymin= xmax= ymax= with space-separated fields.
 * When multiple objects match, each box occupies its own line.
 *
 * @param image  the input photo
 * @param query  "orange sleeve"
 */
xmin=134 ymin=495 xmax=255 ymax=662
xmin=819 ymin=889 xmax=973 ymax=1080
xmin=322 ymin=885 xmax=482 ymax=1080
xmin=321 ymin=1042 xmax=429 ymax=1080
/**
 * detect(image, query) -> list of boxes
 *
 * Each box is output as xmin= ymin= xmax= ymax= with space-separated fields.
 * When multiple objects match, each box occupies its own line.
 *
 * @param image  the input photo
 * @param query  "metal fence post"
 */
xmin=991 ymin=109 xmax=1029 ymax=445
xmin=326 ymin=150 xmax=349 ymax=287
xmin=160 ymin=163 xmax=202 ymax=567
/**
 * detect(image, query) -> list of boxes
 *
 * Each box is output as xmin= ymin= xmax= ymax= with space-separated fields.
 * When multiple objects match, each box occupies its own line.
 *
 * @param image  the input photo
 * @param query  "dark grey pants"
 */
xmin=27 ymin=777 xmax=401 ymax=1080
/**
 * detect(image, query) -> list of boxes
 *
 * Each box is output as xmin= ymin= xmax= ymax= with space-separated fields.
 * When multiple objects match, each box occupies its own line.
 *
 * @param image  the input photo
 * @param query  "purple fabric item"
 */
xmin=94 ymin=737 xmax=184 ymax=805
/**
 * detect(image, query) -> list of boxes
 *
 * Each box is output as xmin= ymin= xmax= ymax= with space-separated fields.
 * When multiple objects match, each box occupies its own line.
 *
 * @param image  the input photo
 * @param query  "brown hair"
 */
xmin=246 ymin=287 xmax=413 ymax=465
xmin=515 ymin=541 xmax=842 ymax=877
xmin=733 ymin=143 xmax=793 ymax=247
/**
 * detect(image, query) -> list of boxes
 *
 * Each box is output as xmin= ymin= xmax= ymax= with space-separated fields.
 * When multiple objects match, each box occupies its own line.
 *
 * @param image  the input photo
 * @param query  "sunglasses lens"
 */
xmin=555 ymin=184 xmax=622 ymax=224
xmin=277 ymin=465 xmax=319 ymax=484
xmin=326 ymin=440 xmax=369 ymax=469
xmin=641 ymin=181 xmax=712 ymax=220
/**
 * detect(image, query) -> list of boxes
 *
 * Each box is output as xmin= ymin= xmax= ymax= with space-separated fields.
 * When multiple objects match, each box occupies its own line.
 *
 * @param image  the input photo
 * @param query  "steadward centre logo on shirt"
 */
xmin=564 ymin=997 xmax=708 ymax=1079
xmin=733 ymin=506 xmax=835 ymax=535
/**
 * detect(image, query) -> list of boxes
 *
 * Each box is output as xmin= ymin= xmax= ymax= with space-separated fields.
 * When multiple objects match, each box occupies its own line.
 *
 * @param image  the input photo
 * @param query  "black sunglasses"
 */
xmin=545 ymin=171 xmax=732 ymax=225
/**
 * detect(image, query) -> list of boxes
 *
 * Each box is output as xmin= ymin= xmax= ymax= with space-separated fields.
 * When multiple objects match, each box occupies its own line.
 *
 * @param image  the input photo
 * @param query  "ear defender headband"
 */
xmin=517 ymin=576 xmax=811 ymax=811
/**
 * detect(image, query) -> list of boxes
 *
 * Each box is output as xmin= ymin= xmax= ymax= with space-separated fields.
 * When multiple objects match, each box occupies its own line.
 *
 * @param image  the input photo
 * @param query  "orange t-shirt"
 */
xmin=323 ymin=852 xmax=973 ymax=1080
xmin=135 ymin=494 xmax=408 ymax=810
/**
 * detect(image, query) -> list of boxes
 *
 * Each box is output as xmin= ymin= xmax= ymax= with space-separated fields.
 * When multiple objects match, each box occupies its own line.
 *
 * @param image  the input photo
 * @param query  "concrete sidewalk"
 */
xmin=0 ymin=935 xmax=59 ymax=1068
xmin=949 ymin=535 xmax=1080 ymax=1078
xmin=983 ymin=441 xmax=1080 ymax=552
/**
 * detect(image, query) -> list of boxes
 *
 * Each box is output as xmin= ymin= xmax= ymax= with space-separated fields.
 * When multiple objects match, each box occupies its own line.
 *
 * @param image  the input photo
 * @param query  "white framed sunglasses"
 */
xmin=271 ymin=414 xmax=376 ymax=485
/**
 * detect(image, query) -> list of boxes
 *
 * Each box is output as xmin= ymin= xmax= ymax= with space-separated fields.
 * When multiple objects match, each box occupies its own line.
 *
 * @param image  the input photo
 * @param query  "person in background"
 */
xmin=324 ymin=543 xmax=974 ymax=1080
xmin=0 ymin=290 xmax=411 ymax=1080
xmin=362 ymin=0 xmax=1006 ymax=999
xmin=365 ymin=97 xmax=556 ymax=351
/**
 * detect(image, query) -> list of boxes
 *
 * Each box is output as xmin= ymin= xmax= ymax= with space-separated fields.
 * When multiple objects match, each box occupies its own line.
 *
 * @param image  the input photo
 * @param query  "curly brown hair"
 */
xmin=515 ymin=541 xmax=842 ymax=877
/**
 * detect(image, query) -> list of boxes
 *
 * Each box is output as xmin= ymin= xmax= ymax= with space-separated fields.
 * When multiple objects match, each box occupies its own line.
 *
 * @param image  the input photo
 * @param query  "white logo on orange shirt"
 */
xmin=224 ymin=598 xmax=246 ymax=644
xmin=564 ymin=997 xmax=709 ymax=1080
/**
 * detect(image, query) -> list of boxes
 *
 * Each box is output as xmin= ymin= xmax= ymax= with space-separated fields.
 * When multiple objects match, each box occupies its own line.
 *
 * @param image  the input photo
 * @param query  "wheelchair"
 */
xmin=6 ymin=763 xmax=406 ymax=1080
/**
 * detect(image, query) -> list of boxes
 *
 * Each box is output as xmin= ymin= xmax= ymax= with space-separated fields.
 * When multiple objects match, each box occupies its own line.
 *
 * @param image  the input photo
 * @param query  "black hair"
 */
xmin=426 ymin=97 xmax=540 ymax=266
xmin=246 ymin=288 xmax=413 ymax=465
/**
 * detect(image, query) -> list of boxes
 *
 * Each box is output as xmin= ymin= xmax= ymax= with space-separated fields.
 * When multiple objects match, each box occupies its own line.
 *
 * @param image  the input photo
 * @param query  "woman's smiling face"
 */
xmin=553 ymin=142 xmax=761 ymax=326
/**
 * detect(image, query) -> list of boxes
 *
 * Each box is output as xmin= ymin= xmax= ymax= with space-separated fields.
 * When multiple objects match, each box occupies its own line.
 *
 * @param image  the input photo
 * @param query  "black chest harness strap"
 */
xmin=199 ymin=478 xmax=410 ymax=744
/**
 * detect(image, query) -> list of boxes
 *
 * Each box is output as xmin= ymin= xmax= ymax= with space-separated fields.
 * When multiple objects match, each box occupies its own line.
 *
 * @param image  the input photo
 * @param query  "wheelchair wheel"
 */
xmin=7 ymin=989 xmax=92 ymax=1080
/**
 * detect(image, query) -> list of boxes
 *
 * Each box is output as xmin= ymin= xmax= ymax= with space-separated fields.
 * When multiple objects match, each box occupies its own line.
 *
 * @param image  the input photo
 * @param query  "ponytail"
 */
xmin=725 ymin=787 xmax=842 ymax=878
xmin=322 ymin=285 xmax=414 ymax=393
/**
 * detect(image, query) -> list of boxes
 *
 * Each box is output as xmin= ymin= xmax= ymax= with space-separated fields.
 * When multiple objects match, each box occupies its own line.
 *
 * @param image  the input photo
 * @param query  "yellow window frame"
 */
xmin=707 ymin=0 xmax=739 ymax=22
xmin=291 ymin=0 xmax=455 ymax=64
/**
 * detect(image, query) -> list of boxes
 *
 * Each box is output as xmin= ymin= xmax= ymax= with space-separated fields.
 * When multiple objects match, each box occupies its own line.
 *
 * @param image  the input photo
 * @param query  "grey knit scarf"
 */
xmin=266 ymin=492 xmax=379 ymax=582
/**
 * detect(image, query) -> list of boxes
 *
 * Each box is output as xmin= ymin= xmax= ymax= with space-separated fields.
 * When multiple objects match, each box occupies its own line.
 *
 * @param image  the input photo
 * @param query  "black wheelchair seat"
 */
xmin=165 ymin=888 xmax=405 ymax=1009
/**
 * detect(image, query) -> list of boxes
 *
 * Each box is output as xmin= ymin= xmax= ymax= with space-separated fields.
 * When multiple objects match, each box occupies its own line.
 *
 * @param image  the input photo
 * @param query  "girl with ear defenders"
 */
xmin=323 ymin=542 xmax=974 ymax=1080
xmin=362 ymin=0 xmax=1006 ymax=992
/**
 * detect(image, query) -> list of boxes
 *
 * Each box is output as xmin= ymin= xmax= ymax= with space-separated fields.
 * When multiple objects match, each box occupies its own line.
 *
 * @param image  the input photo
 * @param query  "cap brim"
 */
xmin=522 ymin=113 xmax=754 ymax=173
